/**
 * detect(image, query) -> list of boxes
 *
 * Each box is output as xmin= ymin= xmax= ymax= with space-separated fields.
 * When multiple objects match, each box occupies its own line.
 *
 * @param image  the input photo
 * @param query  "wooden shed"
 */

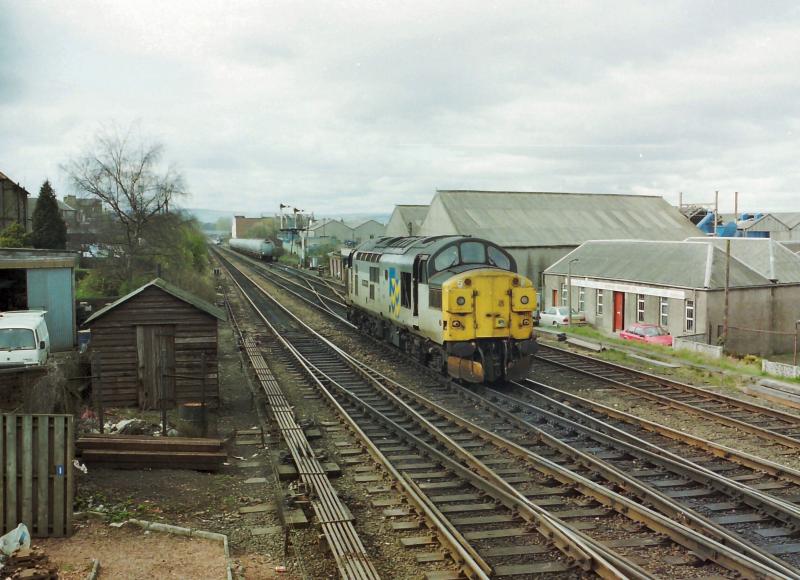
xmin=84 ymin=278 xmax=225 ymax=410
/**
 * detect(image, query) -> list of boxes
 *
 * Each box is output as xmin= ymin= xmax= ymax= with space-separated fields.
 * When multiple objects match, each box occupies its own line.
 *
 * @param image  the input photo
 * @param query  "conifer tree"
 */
xmin=30 ymin=180 xmax=67 ymax=249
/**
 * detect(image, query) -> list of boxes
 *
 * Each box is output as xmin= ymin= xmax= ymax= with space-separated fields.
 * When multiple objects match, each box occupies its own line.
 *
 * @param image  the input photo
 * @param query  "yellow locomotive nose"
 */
xmin=442 ymin=270 xmax=536 ymax=342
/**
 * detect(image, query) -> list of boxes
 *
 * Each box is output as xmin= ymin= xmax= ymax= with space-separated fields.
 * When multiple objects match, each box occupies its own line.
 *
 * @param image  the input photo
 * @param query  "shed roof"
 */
xmin=685 ymin=237 xmax=800 ymax=283
xmin=0 ymin=248 xmax=78 ymax=269
xmin=395 ymin=205 xmax=428 ymax=226
xmin=544 ymin=240 xmax=771 ymax=289
xmin=309 ymin=218 xmax=353 ymax=232
xmin=419 ymin=190 xmax=700 ymax=247
xmin=85 ymin=278 xmax=226 ymax=324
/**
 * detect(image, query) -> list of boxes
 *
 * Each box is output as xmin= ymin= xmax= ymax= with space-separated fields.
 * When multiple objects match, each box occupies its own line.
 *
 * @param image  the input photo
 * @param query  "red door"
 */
xmin=552 ymin=289 xmax=558 ymax=307
xmin=613 ymin=292 xmax=625 ymax=331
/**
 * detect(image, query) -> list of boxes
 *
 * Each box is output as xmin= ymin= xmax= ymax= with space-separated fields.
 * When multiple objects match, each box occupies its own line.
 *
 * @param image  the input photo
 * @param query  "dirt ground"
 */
xmin=40 ymin=519 xmax=227 ymax=580
xmin=71 ymin=312 xmax=299 ymax=579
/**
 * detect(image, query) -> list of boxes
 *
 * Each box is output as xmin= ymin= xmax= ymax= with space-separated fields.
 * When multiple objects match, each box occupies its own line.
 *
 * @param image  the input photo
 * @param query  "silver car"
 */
xmin=539 ymin=306 xmax=586 ymax=327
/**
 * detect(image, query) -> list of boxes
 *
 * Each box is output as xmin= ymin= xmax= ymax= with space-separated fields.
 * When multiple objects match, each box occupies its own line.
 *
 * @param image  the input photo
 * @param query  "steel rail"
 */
xmin=538 ymin=343 xmax=800 ymax=424
xmin=223 ymin=287 xmax=380 ymax=579
xmin=222 ymin=251 xmax=798 ymax=580
xmin=220 ymin=251 xmax=642 ymax=579
xmin=526 ymin=380 xmax=800 ymax=488
xmin=466 ymin=381 xmax=800 ymax=576
xmin=217 ymin=247 xmax=355 ymax=327
xmin=220 ymin=252 xmax=492 ymax=579
xmin=272 ymin=262 xmax=346 ymax=300
xmin=343 ymin=362 xmax=799 ymax=579
xmin=536 ymin=345 xmax=800 ymax=450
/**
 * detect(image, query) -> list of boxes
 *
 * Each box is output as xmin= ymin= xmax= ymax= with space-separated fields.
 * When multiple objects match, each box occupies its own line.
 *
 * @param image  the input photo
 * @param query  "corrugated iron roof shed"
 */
xmin=773 ymin=212 xmax=800 ymax=229
xmin=685 ymin=237 xmax=800 ymax=283
xmin=84 ymin=278 xmax=226 ymax=324
xmin=544 ymin=240 xmax=771 ymax=289
xmin=420 ymin=190 xmax=700 ymax=247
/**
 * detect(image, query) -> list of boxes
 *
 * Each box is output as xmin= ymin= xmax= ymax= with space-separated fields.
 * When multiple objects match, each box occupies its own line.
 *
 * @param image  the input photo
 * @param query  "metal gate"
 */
xmin=0 ymin=414 xmax=74 ymax=537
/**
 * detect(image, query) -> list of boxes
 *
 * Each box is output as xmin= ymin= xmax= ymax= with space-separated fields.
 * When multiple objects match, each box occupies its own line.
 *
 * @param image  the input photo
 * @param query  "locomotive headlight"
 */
xmin=456 ymin=296 xmax=466 ymax=306
xmin=520 ymin=295 xmax=529 ymax=305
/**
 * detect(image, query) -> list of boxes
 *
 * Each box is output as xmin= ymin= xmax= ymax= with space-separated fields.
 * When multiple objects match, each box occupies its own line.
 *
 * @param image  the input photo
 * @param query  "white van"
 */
xmin=0 ymin=311 xmax=50 ymax=367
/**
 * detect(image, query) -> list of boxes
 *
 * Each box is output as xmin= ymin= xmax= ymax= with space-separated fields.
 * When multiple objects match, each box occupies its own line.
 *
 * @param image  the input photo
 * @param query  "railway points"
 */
xmin=215 ymin=246 xmax=800 ymax=578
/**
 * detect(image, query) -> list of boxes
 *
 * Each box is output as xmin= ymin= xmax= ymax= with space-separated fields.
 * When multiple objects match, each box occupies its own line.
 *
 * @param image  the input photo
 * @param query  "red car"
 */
xmin=619 ymin=323 xmax=673 ymax=346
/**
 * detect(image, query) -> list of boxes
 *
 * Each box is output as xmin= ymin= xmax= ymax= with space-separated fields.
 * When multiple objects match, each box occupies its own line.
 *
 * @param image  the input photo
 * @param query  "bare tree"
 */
xmin=64 ymin=125 xmax=186 ymax=283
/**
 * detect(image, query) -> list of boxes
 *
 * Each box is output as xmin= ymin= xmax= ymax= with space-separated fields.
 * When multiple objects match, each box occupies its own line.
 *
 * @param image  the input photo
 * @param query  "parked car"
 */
xmin=0 ymin=311 xmax=50 ymax=367
xmin=539 ymin=307 xmax=586 ymax=327
xmin=619 ymin=323 xmax=673 ymax=346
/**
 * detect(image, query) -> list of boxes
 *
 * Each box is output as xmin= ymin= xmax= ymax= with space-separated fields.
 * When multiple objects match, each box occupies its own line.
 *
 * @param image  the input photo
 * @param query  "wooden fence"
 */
xmin=0 ymin=414 xmax=74 ymax=537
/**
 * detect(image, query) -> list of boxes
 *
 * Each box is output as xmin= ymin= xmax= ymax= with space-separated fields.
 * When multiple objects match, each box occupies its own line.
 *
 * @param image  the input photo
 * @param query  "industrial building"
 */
xmin=84 ymin=278 xmax=225 ymax=409
xmin=349 ymin=219 xmax=385 ymax=243
xmin=418 ymin=190 xmax=701 ymax=289
xmin=0 ymin=248 xmax=78 ymax=350
xmin=0 ymin=171 xmax=30 ymax=231
xmin=385 ymin=205 xmax=429 ymax=236
xmin=543 ymin=238 xmax=800 ymax=356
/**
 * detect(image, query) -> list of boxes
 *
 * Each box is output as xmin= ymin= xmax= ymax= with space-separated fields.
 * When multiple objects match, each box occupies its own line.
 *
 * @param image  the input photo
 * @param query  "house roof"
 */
xmin=544 ymin=240 xmax=771 ymax=289
xmin=419 ymin=190 xmax=700 ymax=247
xmin=29 ymin=198 xmax=77 ymax=213
xmin=685 ymin=237 xmax=800 ymax=283
xmin=84 ymin=278 xmax=226 ymax=325
xmin=0 ymin=171 xmax=31 ymax=195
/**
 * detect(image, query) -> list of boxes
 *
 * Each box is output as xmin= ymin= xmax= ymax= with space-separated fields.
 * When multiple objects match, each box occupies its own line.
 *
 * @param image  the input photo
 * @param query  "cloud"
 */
xmin=1 ymin=0 xmax=799 ymax=215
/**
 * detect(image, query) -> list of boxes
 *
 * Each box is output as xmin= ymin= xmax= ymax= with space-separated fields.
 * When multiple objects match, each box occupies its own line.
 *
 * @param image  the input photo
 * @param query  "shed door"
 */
xmin=613 ymin=292 xmax=625 ymax=332
xmin=136 ymin=325 xmax=176 ymax=410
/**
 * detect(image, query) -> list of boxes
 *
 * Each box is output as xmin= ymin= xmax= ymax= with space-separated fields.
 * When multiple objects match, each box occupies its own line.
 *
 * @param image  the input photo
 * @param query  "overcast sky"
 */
xmin=2 ymin=1 xmax=800 ymax=217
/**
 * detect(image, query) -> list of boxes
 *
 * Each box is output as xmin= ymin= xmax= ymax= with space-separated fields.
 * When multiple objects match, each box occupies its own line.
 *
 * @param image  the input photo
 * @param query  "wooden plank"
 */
xmin=21 ymin=415 xmax=33 ymax=530
xmin=5 ymin=414 xmax=16 ymax=531
xmin=0 ymin=415 xmax=5 ymax=534
xmin=65 ymin=416 xmax=74 ymax=536
xmin=52 ymin=416 xmax=65 ymax=537
xmin=36 ymin=415 xmax=49 ymax=537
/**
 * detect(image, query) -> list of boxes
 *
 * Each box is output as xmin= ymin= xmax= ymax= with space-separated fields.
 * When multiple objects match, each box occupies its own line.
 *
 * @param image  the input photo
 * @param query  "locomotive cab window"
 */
xmin=460 ymin=241 xmax=485 ymax=264
xmin=434 ymin=246 xmax=458 ymax=271
xmin=487 ymin=246 xmax=511 ymax=270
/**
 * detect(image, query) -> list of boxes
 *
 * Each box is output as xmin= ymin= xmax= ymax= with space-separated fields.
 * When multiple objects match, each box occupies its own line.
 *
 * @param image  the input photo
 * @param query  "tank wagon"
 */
xmin=345 ymin=235 xmax=538 ymax=383
xmin=229 ymin=238 xmax=275 ymax=261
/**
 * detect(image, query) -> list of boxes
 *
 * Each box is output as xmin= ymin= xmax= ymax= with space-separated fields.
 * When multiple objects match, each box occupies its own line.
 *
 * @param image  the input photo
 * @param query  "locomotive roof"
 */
xmin=354 ymin=235 xmax=466 ymax=255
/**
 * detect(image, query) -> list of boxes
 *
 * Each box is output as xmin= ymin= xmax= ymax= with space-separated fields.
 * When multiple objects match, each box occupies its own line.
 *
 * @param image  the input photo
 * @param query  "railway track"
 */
xmin=216 ymin=249 xmax=796 ymax=578
xmin=535 ymin=344 xmax=800 ymax=451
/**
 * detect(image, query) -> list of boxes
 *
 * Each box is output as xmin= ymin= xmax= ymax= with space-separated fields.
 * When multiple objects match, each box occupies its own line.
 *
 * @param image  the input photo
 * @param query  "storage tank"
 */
xmin=229 ymin=238 xmax=275 ymax=261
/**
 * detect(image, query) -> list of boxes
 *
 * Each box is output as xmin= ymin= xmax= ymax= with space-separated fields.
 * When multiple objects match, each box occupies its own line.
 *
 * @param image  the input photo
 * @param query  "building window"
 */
xmin=596 ymin=289 xmax=604 ymax=315
xmin=660 ymin=297 xmax=669 ymax=327
xmin=685 ymin=299 xmax=695 ymax=332
xmin=636 ymin=294 xmax=645 ymax=322
xmin=578 ymin=287 xmax=585 ymax=313
xmin=561 ymin=283 xmax=567 ymax=306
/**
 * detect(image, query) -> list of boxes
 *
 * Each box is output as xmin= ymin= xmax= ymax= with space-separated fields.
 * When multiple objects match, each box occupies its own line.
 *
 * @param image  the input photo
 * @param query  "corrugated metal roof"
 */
xmin=685 ymin=237 xmax=800 ymax=283
xmin=421 ymin=190 xmax=700 ymax=247
xmin=396 ymin=205 xmax=428 ymax=226
xmin=544 ymin=240 xmax=771 ymax=289
xmin=773 ymin=212 xmax=800 ymax=229
xmin=85 ymin=278 xmax=226 ymax=325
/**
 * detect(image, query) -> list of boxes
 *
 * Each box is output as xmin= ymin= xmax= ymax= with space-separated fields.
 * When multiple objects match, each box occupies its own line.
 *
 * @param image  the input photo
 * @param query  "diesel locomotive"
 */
xmin=229 ymin=238 xmax=275 ymax=261
xmin=345 ymin=235 xmax=537 ymax=383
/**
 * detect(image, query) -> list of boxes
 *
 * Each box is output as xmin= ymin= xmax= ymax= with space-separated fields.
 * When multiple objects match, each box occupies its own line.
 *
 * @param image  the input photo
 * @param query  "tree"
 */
xmin=30 ymin=180 xmax=67 ymax=249
xmin=0 ymin=223 xmax=28 ymax=248
xmin=64 ymin=125 xmax=186 ymax=283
